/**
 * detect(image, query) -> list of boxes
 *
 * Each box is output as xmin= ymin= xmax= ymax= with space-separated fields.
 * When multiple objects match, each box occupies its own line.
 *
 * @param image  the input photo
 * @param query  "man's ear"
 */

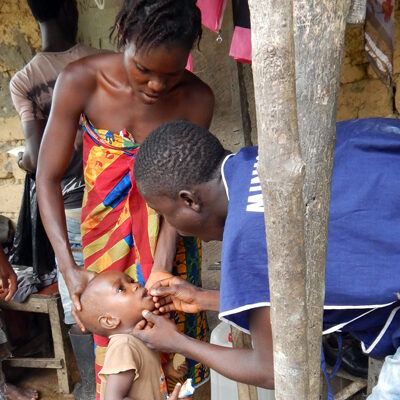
xmin=178 ymin=190 xmax=201 ymax=212
xmin=99 ymin=314 xmax=121 ymax=331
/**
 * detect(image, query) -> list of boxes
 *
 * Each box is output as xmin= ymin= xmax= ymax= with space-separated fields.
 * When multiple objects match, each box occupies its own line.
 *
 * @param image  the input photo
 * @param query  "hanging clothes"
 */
xmin=196 ymin=0 xmax=228 ymax=32
xmin=365 ymin=0 xmax=395 ymax=87
xmin=230 ymin=0 xmax=251 ymax=64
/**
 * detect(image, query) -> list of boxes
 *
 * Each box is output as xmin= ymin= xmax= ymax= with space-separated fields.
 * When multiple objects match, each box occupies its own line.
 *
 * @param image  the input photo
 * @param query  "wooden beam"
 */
xmin=5 ymin=357 xmax=63 ymax=369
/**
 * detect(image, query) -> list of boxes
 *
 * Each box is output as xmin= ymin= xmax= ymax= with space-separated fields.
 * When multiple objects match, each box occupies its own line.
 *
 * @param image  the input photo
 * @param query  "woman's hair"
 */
xmin=27 ymin=0 xmax=66 ymax=22
xmin=110 ymin=0 xmax=202 ymax=51
xmin=134 ymin=121 xmax=229 ymax=199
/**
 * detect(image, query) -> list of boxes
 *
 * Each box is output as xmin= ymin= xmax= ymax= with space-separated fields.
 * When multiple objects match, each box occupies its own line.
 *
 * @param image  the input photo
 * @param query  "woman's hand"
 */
xmin=149 ymin=277 xmax=219 ymax=313
xmin=63 ymin=265 xmax=97 ymax=331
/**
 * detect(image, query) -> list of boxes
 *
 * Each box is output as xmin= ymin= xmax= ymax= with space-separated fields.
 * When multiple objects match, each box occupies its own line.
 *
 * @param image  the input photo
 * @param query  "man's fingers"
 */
xmin=141 ymin=310 xmax=158 ymax=323
xmin=159 ymin=304 xmax=175 ymax=313
xmin=134 ymin=319 xmax=147 ymax=330
xmin=150 ymin=285 xmax=176 ymax=297
xmin=144 ymin=320 xmax=154 ymax=330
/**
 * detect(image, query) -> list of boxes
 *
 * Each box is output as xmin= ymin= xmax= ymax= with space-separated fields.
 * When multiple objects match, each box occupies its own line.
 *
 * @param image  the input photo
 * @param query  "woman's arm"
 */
xmin=36 ymin=63 xmax=96 ymax=316
xmin=133 ymin=307 xmax=274 ymax=389
xmin=145 ymin=218 xmax=178 ymax=288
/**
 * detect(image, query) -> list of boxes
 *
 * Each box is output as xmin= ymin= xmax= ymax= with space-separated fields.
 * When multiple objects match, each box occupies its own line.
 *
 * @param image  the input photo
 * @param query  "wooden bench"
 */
xmin=1 ymin=282 xmax=73 ymax=394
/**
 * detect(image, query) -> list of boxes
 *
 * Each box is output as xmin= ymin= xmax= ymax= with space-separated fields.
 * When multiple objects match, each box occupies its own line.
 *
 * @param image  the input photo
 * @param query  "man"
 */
xmin=131 ymin=119 xmax=400 ymax=395
xmin=9 ymin=1 xmax=100 ymax=398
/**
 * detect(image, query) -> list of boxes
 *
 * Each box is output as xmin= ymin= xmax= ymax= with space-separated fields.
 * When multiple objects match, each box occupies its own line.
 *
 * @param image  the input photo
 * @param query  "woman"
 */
xmin=36 ymin=0 xmax=214 ymax=397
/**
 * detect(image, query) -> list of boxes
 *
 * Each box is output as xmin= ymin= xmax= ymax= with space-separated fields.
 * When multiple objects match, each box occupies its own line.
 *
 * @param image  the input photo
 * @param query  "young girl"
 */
xmin=36 ymin=1 xmax=214 ymax=397
xmin=78 ymin=270 xmax=191 ymax=400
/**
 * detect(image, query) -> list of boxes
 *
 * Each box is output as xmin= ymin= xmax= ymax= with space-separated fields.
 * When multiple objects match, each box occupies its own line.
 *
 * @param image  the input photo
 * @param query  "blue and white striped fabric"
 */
xmin=219 ymin=118 xmax=400 ymax=358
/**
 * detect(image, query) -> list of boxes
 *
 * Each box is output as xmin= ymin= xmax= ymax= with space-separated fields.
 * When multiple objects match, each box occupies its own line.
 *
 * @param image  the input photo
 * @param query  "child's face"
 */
xmin=93 ymin=270 xmax=156 ymax=329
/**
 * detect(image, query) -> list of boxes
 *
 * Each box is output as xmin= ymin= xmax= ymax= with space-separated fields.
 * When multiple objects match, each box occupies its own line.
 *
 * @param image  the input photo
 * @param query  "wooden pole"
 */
xmin=247 ymin=1 xmax=310 ymax=399
xmin=293 ymin=1 xmax=351 ymax=397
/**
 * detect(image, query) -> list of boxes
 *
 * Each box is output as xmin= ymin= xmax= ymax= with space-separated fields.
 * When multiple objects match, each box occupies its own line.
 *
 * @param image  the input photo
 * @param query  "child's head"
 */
xmin=134 ymin=120 xmax=229 ymax=242
xmin=78 ymin=270 xmax=155 ymax=336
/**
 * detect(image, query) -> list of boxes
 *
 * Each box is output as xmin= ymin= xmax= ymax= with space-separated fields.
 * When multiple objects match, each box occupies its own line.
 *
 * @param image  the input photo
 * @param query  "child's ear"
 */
xmin=98 ymin=314 xmax=121 ymax=331
xmin=178 ymin=190 xmax=200 ymax=212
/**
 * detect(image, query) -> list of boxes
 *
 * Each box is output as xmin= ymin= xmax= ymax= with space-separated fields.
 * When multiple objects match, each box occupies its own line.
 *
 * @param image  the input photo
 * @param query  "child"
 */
xmin=77 ymin=270 xmax=190 ymax=400
xmin=131 ymin=118 xmax=400 ymax=394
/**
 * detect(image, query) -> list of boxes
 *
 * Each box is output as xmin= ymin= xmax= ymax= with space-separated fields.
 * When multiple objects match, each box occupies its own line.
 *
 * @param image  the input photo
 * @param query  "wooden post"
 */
xmin=293 ymin=1 xmax=351 ymax=397
xmin=247 ymin=1 xmax=310 ymax=399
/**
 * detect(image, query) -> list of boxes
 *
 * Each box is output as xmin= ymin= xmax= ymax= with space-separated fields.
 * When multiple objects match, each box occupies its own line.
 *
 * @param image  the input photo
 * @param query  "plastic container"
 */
xmin=210 ymin=322 xmax=275 ymax=400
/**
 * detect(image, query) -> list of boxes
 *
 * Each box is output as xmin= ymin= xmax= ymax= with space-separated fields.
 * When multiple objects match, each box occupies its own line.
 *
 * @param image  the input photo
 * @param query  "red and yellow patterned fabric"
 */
xmin=81 ymin=116 xmax=209 ymax=399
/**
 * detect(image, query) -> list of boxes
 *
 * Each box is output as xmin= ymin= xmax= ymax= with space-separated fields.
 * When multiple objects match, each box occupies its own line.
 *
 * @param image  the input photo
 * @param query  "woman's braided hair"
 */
xmin=110 ymin=0 xmax=202 ymax=51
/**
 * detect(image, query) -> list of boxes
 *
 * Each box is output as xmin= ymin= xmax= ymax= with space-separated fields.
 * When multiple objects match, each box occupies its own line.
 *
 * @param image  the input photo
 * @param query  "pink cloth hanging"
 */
xmin=229 ymin=26 xmax=251 ymax=64
xmin=196 ymin=0 xmax=228 ymax=32
xmin=186 ymin=53 xmax=193 ymax=72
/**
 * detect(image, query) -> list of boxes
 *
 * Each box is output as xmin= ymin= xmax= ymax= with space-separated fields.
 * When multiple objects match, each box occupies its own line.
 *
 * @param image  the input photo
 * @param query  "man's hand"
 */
xmin=149 ymin=276 xmax=207 ymax=314
xmin=63 ymin=265 xmax=96 ymax=331
xmin=0 ymin=254 xmax=17 ymax=302
xmin=131 ymin=311 xmax=182 ymax=354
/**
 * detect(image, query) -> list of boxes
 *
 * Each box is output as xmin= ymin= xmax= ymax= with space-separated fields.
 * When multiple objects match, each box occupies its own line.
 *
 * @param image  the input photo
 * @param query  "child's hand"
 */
xmin=167 ymin=382 xmax=194 ymax=399
xmin=163 ymin=359 xmax=188 ymax=380
xmin=168 ymin=383 xmax=182 ymax=400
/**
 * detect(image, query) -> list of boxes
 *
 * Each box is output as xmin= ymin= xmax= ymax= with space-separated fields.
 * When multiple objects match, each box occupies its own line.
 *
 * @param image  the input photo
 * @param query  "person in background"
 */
xmin=36 ymin=0 xmax=214 ymax=397
xmin=0 ymin=245 xmax=39 ymax=400
xmin=9 ymin=1 xmax=100 ymax=398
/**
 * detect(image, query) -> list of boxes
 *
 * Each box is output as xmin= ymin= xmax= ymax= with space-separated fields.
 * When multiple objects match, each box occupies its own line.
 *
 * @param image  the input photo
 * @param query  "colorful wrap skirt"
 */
xmin=81 ymin=117 xmax=209 ymax=398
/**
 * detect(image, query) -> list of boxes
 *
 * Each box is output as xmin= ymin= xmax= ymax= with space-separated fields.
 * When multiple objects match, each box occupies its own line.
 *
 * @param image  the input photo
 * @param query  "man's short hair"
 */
xmin=27 ymin=0 xmax=66 ymax=22
xmin=134 ymin=121 xmax=228 ymax=198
